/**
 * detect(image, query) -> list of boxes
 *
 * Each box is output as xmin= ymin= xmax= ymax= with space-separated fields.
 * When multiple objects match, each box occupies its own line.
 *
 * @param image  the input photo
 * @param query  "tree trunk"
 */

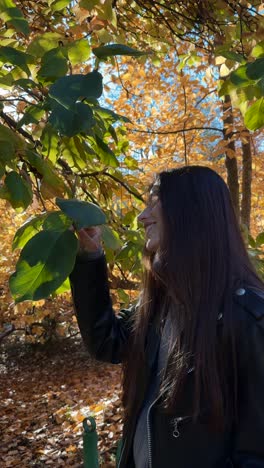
xmin=241 ymin=130 xmax=252 ymax=231
xmin=222 ymin=95 xmax=240 ymax=220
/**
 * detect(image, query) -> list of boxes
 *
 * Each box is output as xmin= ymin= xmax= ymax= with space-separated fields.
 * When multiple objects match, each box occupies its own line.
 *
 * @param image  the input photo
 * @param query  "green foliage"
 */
xmin=9 ymin=198 xmax=127 ymax=302
xmin=38 ymin=48 xmax=69 ymax=82
xmin=49 ymin=0 xmax=72 ymax=12
xmin=49 ymin=71 xmax=103 ymax=109
xmin=10 ymin=229 xmax=78 ymax=302
xmin=42 ymin=211 xmax=72 ymax=231
xmin=101 ymin=225 xmax=121 ymax=250
xmin=24 ymin=150 xmax=67 ymax=198
xmin=256 ymin=232 xmax=264 ymax=248
xmin=27 ymin=32 xmax=65 ymax=57
xmin=247 ymin=231 xmax=264 ymax=281
xmin=219 ymin=54 xmax=264 ymax=129
xmin=0 ymin=46 xmax=33 ymax=76
xmin=56 ymin=198 xmax=106 ymax=229
xmin=49 ymin=101 xmax=95 ymax=137
xmin=1 ymin=171 xmax=32 ymax=210
xmin=0 ymin=0 xmax=263 ymax=312
xmin=12 ymin=214 xmax=48 ymax=250
xmin=93 ymin=43 xmax=147 ymax=59
xmin=67 ymin=39 xmax=91 ymax=65
xmin=244 ymin=98 xmax=264 ymax=131
xmin=0 ymin=0 xmax=30 ymax=35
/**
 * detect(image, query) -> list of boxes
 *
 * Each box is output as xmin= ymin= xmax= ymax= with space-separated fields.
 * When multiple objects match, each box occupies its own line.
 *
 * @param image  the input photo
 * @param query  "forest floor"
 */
xmin=0 ymin=337 xmax=123 ymax=467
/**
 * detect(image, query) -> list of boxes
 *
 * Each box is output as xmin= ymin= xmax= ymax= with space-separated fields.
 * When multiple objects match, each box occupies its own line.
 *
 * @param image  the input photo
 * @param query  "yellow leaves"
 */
xmin=121 ymin=71 xmax=131 ymax=81
xmin=72 ymin=5 xmax=90 ymax=23
xmin=33 ymin=299 xmax=45 ymax=307
xmin=66 ymin=445 xmax=77 ymax=453
xmin=219 ymin=63 xmax=230 ymax=77
xmin=215 ymin=56 xmax=226 ymax=65
xmin=90 ymin=403 xmax=105 ymax=413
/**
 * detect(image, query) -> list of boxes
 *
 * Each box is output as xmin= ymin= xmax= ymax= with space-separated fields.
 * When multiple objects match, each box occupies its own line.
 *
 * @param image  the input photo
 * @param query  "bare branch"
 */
xmin=131 ymin=126 xmax=223 ymax=135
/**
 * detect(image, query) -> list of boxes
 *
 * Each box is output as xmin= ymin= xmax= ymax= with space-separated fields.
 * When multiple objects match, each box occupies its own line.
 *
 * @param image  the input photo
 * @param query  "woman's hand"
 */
xmin=76 ymin=226 xmax=102 ymax=253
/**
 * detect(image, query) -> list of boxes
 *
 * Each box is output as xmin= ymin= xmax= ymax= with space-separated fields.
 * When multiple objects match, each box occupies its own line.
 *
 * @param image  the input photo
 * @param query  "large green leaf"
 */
xmin=3 ymin=171 xmax=32 ymax=210
xmin=92 ymin=43 xmax=147 ymax=59
xmin=9 ymin=229 xmax=78 ymax=302
xmin=60 ymin=136 xmax=95 ymax=169
xmin=41 ymin=124 xmax=60 ymax=164
xmin=42 ymin=211 xmax=72 ymax=231
xmin=94 ymin=106 xmax=131 ymax=124
xmin=230 ymin=65 xmax=253 ymax=87
xmin=56 ymin=198 xmax=106 ymax=229
xmin=256 ymin=232 xmax=264 ymax=247
xmin=252 ymin=41 xmax=264 ymax=59
xmin=0 ymin=46 xmax=33 ymax=75
xmin=94 ymin=135 xmax=119 ymax=167
xmin=67 ymin=39 xmax=91 ymax=65
xmin=12 ymin=213 xmax=48 ymax=250
xmin=115 ymin=240 xmax=142 ymax=271
xmin=217 ymin=50 xmax=245 ymax=63
xmin=0 ymin=126 xmax=25 ymax=171
xmin=49 ymin=101 xmax=95 ymax=137
xmin=48 ymin=0 xmax=71 ymax=11
xmin=0 ymin=0 xmax=29 ymax=35
xmin=244 ymin=97 xmax=264 ymax=131
xmin=79 ymin=0 xmax=99 ymax=9
xmin=14 ymin=78 xmax=39 ymax=90
xmin=38 ymin=47 xmax=68 ymax=81
xmin=246 ymin=58 xmax=264 ymax=80
xmin=53 ymin=277 xmax=70 ymax=295
xmin=17 ymin=105 xmax=45 ymax=129
xmin=0 ymin=127 xmax=16 ymax=164
xmin=49 ymin=70 xmax=103 ymax=109
xmin=101 ymin=225 xmax=121 ymax=250
xmin=27 ymin=32 xmax=64 ymax=57
xmin=25 ymin=150 xmax=66 ymax=196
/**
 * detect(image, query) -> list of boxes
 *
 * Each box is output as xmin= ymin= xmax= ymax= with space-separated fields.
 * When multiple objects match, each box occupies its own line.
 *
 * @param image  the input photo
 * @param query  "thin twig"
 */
xmin=131 ymin=126 xmax=223 ymax=135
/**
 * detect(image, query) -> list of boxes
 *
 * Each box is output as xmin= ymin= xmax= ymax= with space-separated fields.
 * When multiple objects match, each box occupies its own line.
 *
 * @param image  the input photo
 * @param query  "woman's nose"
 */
xmin=138 ymin=207 xmax=149 ymax=224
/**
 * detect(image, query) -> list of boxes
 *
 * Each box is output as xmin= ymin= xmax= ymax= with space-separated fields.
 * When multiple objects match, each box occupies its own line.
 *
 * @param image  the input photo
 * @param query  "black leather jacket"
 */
xmin=70 ymin=254 xmax=264 ymax=468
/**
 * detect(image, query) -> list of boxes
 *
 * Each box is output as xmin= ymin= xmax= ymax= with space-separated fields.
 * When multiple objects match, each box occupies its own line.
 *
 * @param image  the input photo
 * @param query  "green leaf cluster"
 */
xmin=219 ymin=55 xmax=264 ymax=130
xmin=10 ymin=199 xmax=109 ymax=302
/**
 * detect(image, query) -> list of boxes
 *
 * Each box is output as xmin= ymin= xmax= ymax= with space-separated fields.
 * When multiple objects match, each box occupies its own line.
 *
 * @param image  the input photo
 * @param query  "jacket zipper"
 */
xmin=118 ymin=366 xmax=196 ymax=467
xmin=146 ymin=369 xmax=195 ymax=468
xmin=171 ymin=415 xmax=192 ymax=438
xmin=146 ymin=394 xmax=161 ymax=468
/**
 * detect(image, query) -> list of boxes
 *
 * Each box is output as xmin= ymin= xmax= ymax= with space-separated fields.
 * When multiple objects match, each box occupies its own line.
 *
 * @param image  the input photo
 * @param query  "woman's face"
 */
xmin=138 ymin=184 xmax=162 ymax=252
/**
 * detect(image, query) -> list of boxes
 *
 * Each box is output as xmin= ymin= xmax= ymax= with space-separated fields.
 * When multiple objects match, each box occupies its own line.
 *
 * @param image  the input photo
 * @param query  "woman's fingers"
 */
xmin=77 ymin=227 xmax=102 ymax=252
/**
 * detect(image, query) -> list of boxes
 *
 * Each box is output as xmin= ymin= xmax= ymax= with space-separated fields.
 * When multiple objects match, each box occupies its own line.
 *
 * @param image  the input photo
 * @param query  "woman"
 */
xmin=70 ymin=166 xmax=264 ymax=468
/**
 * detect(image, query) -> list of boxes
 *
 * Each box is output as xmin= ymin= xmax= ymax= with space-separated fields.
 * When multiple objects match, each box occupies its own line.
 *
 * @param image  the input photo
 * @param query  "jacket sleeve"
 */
xmin=231 ymin=318 xmax=264 ymax=467
xmin=69 ymin=254 xmax=135 ymax=364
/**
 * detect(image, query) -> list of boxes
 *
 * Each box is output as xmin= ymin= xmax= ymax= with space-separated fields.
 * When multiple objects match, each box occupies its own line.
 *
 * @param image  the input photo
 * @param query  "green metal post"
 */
xmin=82 ymin=417 xmax=99 ymax=468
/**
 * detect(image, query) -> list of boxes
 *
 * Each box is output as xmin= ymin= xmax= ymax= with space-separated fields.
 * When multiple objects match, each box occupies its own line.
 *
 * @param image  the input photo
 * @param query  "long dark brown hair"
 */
xmin=122 ymin=165 xmax=264 ymax=431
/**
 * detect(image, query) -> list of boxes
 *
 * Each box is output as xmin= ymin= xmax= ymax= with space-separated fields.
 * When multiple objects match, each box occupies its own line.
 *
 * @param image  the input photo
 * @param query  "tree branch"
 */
xmin=77 ymin=170 xmax=144 ymax=202
xmin=131 ymin=126 xmax=224 ymax=135
xmin=0 ymin=110 xmax=36 ymax=144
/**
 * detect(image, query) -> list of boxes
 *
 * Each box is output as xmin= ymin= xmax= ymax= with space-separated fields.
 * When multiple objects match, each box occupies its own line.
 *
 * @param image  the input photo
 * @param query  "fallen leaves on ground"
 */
xmin=0 ymin=338 xmax=123 ymax=467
